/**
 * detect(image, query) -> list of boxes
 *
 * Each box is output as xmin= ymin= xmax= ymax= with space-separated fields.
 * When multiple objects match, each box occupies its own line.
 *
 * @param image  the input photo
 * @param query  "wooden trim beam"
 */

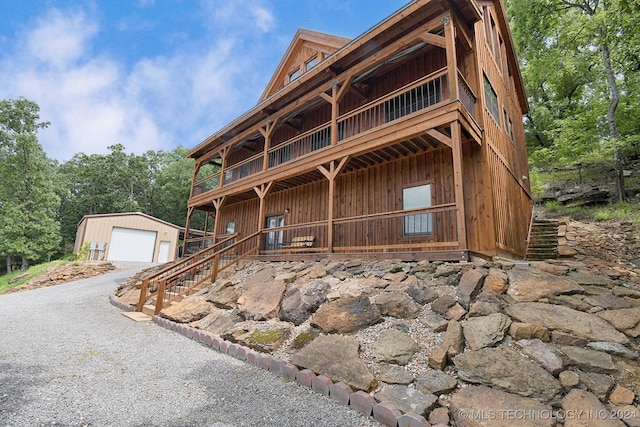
xmin=426 ymin=129 xmax=452 ymax=147
xmin=444 ymin=14 xmax=459 ymax=102
xmin=419 ymin=32 xmax=446 ymax=48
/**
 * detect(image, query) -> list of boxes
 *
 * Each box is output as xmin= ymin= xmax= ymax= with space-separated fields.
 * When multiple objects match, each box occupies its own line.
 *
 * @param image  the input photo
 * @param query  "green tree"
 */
xmin=0 ymin=98 xmax=61 ymax=272
xmin=508 ymin=0 xmax=640 ymax=200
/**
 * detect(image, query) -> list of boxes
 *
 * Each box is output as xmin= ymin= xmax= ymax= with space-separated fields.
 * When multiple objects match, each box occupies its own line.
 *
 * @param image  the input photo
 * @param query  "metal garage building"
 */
xmin=73 ymin=212 xmax=181 ymax=263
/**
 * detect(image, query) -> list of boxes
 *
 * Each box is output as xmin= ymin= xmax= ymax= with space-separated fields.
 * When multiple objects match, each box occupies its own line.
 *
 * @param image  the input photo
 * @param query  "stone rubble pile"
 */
xmin=6 ymin=262 xmax=115 ymax=293
xmin=119 ymin=251 xmax=640 ymax=427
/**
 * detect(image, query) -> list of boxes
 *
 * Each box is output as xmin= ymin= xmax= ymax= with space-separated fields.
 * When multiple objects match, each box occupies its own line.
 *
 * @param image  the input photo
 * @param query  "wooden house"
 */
xmin=184 ymin=0 xmax=531 ymax=262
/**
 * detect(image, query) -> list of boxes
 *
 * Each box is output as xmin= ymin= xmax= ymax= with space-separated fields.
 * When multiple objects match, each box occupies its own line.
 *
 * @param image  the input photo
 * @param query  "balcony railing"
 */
xmin=269 ymin=123 xmax=332 ymax=168
xmin=458 ymin=71 xmax=477 ymax=120
xmin=191 ymin=66 xmax=477 ymax=197
xmin=338 ymin=68 xmax=448 ymax=141
xmin=224 ymin=154 xmax=264 ymax=184
xmin=192 ymin=172 xmax=221 ymax=196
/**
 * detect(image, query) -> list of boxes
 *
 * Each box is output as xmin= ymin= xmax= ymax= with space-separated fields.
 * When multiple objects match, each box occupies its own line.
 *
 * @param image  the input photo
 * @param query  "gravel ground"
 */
xmin=0 ymin=262 xmax=380 ymax=427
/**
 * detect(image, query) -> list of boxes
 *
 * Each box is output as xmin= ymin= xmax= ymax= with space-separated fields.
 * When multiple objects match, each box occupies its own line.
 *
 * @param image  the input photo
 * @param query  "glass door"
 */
xmin=265 ymin=214 xmax=285 ymax=250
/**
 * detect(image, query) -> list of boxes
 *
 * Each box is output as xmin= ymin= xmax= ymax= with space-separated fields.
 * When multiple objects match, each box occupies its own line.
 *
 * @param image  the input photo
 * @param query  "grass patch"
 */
xmin=0 ymin=260 xmax=68 ymax=294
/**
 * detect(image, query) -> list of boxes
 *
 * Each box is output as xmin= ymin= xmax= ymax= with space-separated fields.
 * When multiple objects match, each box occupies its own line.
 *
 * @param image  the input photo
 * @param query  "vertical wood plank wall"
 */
xmin=476 ymin=2 xmax=532 ymax=256
xmin=216 ymin=147 xmax=456 ymax=251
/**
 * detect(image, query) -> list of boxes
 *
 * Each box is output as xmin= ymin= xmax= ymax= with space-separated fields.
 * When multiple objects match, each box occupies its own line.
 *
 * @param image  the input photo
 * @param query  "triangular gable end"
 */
xmin=260 ymin=28 xmax=351 ymax=102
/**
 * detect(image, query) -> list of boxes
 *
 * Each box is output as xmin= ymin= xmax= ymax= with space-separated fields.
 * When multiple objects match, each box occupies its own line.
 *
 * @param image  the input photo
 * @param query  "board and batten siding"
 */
xmin=73 ymin=213 xmax=181 ymax=263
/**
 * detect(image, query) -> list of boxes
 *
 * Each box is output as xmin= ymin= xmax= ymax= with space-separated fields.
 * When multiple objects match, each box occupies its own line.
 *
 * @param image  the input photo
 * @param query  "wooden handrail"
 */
xmin=151 ymin=230 xmax=262 ymax=314
xmin=137 ymin=233 xmax=236 ymax=312
xmin=333 ymin=203 xmax=457 ymax=224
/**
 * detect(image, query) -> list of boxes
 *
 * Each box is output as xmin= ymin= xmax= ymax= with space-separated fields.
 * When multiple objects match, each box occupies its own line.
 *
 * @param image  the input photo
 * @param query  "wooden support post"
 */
xmin=219 ymin=147 xmax=230 ymax=187
xmin=254 ymin=181 xmax=274 ymax=231
xmin=444 ymin=14 xmax=459 ymax=101
xmin=182 ymin=206 xmax=194 ymax=257
xmin=260 ymin=119 xmax=277 ymax=171
xmin=212 ymin=196 xmax=226 ymax=243
xmin=317 ymin=156 xmax=349 ymax=252
xmin=451 ymin=121 xmax=467 ymax=249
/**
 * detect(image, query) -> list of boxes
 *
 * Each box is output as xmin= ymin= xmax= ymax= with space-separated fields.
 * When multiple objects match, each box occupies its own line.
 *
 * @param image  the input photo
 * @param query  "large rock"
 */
xmin=203 ymin=310 xmax=242 ymax=334
xmin=514 ymin=339 xmax=564 ymax=375
xmin=206 ymin=281 xmax=241 ymax=309
xmin=453 ymin=346 xmax=562 ymax=400
xmin=462 ymin=313 xmax=511 ymax=350
xmin=374 ymin=292 xmax=421 ymax=319
xmin=371 ymin=330 xmax=419 ymax=365
xmin=559 ymin=346 xmax=618 ymax=374
xmin=237 ymin=279 xmax=286 ymax=320
xmin=377 ymin=364 xmax=414 ymax=385
xmin=279 ymin=281 xmax=328 ymax=325
xmin=507 ymin=267 xmax=584 ymax=302
xmin=566 ymin=271 xmax=616 ymax=286
xmin=374 ymin=385 xmax=437 ymax=416
xmin=505 ymin=302 xmax=629 ymax=344
xmin=450 ymin=385 xmax=555 ymax=427
xmin=561 ymin=389 xmax=625 ymax=427
xmin=160 ymin=297 xmax=211 ymax=323
xmin=415 ymin=370 xmax=458 ymax=395
xmin=428 ymin=320 xmax=464 ymax=370
xmin=596 ymin=307 xmax=640 ymax=337
xmin=457 ymin=269 xmax=486 ymax=309
xmin=291 ymin=335 xmax=377 ymax=392
xmin=311 ymin=296 xmax=383 ymax=333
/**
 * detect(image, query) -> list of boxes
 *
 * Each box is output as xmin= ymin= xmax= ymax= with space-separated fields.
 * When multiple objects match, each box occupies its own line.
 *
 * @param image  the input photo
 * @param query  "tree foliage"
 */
xmin=507 ymin=0 xmax=640 ymax=199
xmin=0 ymin=98 xmax=61 ymax=271
xmin=56 ymin=145 xmax=199 ymax=251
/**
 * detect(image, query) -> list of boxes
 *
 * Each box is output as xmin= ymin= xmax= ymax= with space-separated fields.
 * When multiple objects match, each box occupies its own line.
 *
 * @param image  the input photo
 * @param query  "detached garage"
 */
xmin=73 ymin=212 xmax=181 ymax=263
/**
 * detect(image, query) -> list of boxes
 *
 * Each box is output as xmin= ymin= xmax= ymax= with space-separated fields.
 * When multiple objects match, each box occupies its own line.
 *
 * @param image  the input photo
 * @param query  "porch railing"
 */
xmin=332 ymin=204 xmax=458 ymax=252
xmin=260 ymin=221 xmax=329 ymax=253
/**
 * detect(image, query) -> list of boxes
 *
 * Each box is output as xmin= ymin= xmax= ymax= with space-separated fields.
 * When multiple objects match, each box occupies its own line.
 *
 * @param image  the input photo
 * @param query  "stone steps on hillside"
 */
xmin=526 ymin=219 xmax=559 ymax=260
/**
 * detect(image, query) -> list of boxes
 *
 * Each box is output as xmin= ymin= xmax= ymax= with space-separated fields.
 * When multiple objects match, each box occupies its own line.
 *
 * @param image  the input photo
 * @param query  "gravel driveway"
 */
xmin=0 ymin=263 xmax=380 ymax=427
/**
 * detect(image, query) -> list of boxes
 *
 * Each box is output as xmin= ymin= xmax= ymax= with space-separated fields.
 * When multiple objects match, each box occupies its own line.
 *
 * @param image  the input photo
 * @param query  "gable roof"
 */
xmin=78 ymin=212 xmax=182 ymax=230
xmin=260 ymin=29 xmax=351 ymax=102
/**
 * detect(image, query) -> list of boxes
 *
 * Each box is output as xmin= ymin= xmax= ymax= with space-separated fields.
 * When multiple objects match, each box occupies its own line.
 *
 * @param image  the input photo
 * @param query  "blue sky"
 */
xmin=1 ymin=0 xmax=408 ymax=162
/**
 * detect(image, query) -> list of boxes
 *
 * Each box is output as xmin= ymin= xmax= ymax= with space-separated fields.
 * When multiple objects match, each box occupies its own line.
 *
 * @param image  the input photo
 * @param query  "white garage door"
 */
xmin=107 ymin=227 xmax=157 ymax=262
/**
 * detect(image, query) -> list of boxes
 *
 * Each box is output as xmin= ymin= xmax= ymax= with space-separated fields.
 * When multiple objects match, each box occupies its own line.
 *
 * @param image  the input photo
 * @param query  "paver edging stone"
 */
xmin=109 ymin=297 xmax=420 ymax=426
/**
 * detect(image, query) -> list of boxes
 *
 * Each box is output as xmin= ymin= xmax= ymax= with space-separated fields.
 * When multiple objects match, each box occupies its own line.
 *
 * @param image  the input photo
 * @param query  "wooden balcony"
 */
xmin=190 ymin=66 xmax=478 ymax=204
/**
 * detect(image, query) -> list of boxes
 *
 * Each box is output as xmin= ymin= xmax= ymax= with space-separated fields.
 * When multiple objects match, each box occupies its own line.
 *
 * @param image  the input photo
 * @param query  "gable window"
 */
xmin=484 ymin=75 xmax=500 ymax=125
xmin=289 ymin=68 xmax=301 ymax=83
xmin=305 ymin=56 xmax=318 ymax=71
xmin=403 ymin=184 xmax=433 ymax=236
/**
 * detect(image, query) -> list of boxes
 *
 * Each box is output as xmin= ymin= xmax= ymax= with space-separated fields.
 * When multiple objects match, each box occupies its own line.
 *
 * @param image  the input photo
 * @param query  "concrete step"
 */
xmin=142 ymin=304 xmax=156 ymax=316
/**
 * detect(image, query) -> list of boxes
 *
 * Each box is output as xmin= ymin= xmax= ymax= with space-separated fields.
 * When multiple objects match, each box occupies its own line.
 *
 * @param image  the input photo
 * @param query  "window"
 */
xmin=289 ymin=68 xmax=301 ymax=83
xmin=225 ymin=221 xmax=235 ymax=234
xmin=504 ymin=109 xmax=514 ymax=141
xmin=403 ymin=184 xmax=433 ymax=236
xmin=484 ymin=75 xmax=500 ymax=125
xmin=305 ymin=56 xmax=318 ymax=71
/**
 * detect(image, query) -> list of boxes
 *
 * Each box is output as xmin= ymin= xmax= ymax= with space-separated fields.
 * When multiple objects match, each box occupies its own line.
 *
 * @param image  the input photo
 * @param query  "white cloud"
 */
xmin=0 ymin=3 xmax=276 ymax=162
xmin=26 ymin=9 xmax=97 ymax=69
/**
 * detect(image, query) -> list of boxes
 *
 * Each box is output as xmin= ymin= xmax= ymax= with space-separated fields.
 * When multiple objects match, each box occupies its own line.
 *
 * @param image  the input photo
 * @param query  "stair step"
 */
xmin=142 ymin=304 xmax=156 ymax=316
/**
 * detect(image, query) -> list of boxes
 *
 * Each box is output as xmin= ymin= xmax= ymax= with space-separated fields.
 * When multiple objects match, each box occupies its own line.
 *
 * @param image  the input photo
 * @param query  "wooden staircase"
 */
xmin=137 ymin=231 xmax=262 ymax=315
xmin=525 ymin=219 xmax=559 ymax=260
